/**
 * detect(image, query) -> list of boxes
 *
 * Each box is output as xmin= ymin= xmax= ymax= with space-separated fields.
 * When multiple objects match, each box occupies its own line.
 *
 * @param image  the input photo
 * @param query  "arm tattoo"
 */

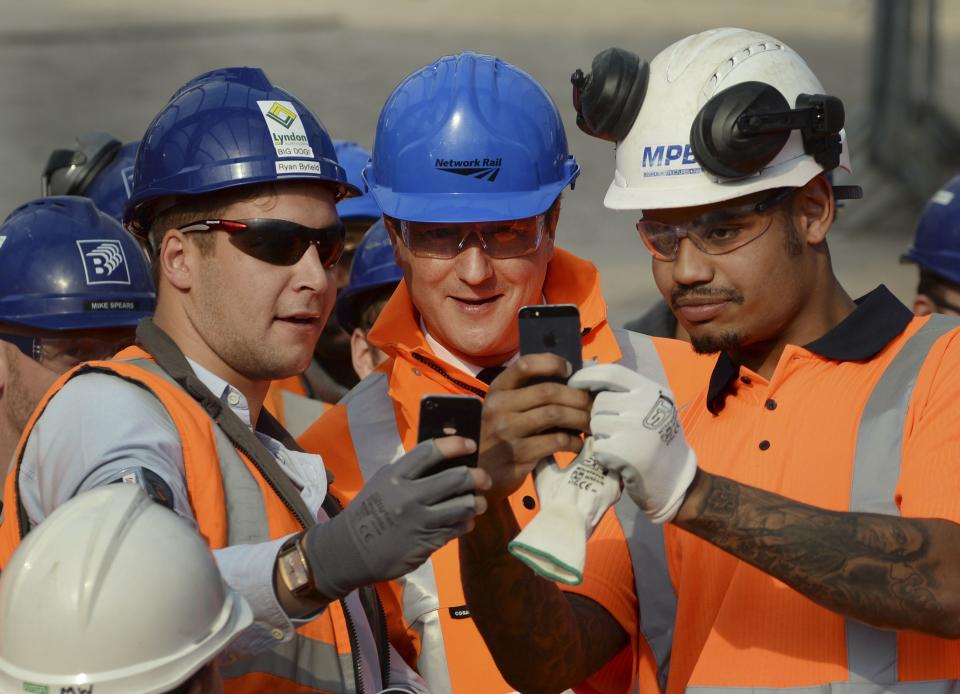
xmin=460 ymin=500 xmax=628 ymax=694
xmin=676 ymin=471 xmax=960 ymax=637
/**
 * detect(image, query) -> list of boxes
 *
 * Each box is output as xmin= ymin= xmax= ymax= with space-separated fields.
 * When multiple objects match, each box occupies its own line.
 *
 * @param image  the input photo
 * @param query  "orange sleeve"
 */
xmin=898 ymin=328 xmax=960 ymax=522
xmin=564 ymin=509 xmax=642 ymax=694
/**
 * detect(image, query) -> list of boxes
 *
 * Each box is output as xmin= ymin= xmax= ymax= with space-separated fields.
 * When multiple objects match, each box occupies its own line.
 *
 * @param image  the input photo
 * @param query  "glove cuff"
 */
xmin=301 ymin=515 xmax=368 ymax=602
xmin=647 ymin=450 xmax=699 ymax=525
xmin=508 ymin=506 xmax=588 ymax=585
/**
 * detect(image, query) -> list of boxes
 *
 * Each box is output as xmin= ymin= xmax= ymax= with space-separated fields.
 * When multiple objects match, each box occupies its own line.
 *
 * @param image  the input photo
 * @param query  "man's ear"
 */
xmin=912 ymin=294 xmax=936 ymax=317
xmin=350 ymin=328 xmax=376 ymax=381
xmin=159 ymin=229 xmax=201 ymax=291
xmin=793 ymin=174 xmax=835 ymax=246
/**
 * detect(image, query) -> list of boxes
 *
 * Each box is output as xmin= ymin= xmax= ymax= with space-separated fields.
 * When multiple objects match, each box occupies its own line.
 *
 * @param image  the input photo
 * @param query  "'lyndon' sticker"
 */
xmin=258 ymin=100 xmax=315 ymax=159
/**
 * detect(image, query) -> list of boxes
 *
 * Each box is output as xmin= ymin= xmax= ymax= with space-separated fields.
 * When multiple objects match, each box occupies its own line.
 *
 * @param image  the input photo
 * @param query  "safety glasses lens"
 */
xmin=182 ymin=219 xmax=345 ymax=268
xmin=400 ymin=216 xmax=544 ymax=259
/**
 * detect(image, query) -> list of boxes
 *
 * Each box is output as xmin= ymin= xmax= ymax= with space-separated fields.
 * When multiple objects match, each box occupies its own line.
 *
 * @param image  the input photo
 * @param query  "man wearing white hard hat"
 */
xmin=0 ymin=484 xmax=252 ymax=694
xmin=464 ymin=28 xmax=960 ymax=692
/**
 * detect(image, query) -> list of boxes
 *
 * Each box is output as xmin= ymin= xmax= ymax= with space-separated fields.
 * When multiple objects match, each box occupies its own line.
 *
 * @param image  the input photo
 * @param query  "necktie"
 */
xmin=475 ymin=366 xmax=506 ymax=385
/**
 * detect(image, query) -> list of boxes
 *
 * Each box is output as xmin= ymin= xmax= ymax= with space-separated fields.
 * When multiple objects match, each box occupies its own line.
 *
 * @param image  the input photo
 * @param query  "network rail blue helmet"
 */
xmin=333 ymin=141 xmax=381 ymax=221
xmin=901 ymin=175 xmax=960 ymax=285
xmin=0 ymin=197 xmax=155 ymax=331
xmin=42 ymin=133 xmax=139 ymax=222
xmin=335 ymin=218 xmax=403 ymax=332
xmin=364 ymin=52 xmax=580 ymax=223
xmin=124 ymin=67 xmax=361 ymax=237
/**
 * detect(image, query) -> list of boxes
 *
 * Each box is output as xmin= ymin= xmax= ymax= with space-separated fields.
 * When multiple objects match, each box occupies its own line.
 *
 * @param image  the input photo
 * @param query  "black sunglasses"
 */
xmin=177 ymin=218 xmax=346 ymax=268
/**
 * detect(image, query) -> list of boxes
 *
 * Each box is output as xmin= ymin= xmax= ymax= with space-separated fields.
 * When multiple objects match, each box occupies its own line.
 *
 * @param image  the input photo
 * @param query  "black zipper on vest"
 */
xmin=411 ymin=352 xmax=487 ymax=398
xmin=321 ymin=491 xmax=372 ymax=694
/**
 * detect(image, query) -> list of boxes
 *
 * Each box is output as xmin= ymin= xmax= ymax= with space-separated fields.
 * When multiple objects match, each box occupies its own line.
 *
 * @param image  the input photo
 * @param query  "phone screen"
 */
xmin=417 ymin=395 xmax=482 ymax=472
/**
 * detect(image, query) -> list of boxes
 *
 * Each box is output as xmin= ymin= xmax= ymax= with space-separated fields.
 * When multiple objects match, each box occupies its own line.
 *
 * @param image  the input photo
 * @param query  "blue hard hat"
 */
xmin=334 ymin=140 xmax=381 ymax=221
xmin=42 ymin=133 xmax=139 ymax=223
xmin=902 ymin=175 xmax=960 ymax=284
xmin=82 ymin=141 xmax=139 ymax=222
xmin=0 ymin=196 xmax=156 ymax=331
xmin=335 ymin=218 xmax=403 ymax=332
xmin=124 ymin=67 xmax=361 ymax=236
xmin=363 ymin=52 xmax=580 ymax=223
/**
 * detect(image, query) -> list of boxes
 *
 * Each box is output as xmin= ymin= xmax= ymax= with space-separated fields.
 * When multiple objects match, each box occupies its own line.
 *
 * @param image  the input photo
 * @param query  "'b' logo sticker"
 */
xmin=77 ymin=239 xmax=131 ymax=285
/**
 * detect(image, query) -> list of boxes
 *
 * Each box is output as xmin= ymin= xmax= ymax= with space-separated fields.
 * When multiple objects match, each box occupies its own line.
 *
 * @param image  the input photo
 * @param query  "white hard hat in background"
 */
xmin=0 ymin=485 xmax=252 ymax=694
xmin=603 ymin=27 xmax=855 ymax=211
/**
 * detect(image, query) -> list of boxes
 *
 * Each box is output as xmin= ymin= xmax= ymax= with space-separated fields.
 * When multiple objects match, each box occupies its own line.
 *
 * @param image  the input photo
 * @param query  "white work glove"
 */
xmin=508 ymin=437 xmax=621 ymax=585
xmin=568 ymin=364 xmax=697 ymax=524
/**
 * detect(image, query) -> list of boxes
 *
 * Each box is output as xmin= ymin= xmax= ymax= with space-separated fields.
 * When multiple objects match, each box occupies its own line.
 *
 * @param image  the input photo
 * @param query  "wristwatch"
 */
xmin=277 ymin=532 xmax=317 ymax=598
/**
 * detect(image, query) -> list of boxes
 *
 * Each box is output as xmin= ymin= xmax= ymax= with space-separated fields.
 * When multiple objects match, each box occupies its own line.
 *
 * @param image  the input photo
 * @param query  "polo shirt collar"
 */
xmin=706 ymin=285 xmax=913 ymax=413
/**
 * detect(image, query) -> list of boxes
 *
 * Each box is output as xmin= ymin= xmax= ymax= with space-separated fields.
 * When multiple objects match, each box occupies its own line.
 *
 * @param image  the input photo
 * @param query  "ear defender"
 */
xmin=571 ymin=47 xmax=649 ymax=142
xmin=690 ymin=81 xmax=847 ymax=179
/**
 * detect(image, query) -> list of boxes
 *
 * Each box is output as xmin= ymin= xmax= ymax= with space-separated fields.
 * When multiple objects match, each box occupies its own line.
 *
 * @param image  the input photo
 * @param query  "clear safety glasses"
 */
xmin=177 ymin=218 xmax=346 ymax=269
xmin=0 ymin=333 xmax=133 ymax=371
xmin=393 ymin=213 xmax=547 ymax=259
xmin=636 ymin=187 xmax=795 ymax=262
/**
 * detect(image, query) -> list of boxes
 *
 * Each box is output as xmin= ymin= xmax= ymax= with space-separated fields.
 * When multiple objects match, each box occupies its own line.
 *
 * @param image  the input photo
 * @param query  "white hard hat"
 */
xmin=0 ymin=485 xmax=252 ymax=694
xmin=602 ymin=27 xmax=855 ymax=210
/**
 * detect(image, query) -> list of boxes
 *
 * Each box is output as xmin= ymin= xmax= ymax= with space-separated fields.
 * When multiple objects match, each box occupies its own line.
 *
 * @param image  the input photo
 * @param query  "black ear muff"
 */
xmin=690 ymin=81 xmax=792 ymax=179
xmin=571 ymin=47 xmax=649 ymax=142
xmin=691 ymin=82 xmax=848 ymax=180
xmin=795 ymin=93 xmax=845 ymax=171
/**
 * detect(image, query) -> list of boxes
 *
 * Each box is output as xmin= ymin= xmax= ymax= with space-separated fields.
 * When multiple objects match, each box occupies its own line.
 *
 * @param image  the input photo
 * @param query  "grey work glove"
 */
xmin=304 ymin=440 xmax=479 ymax=601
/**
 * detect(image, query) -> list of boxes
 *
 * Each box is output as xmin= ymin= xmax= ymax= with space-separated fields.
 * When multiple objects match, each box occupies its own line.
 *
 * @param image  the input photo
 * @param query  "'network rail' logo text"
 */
xmin=435 ymin=157 xmax=502 ymax=182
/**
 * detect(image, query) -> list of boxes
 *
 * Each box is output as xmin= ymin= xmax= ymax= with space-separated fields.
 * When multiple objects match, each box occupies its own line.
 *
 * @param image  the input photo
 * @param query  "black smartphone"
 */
xmin=416 ymin=395 xmax=482 ymax=473
xmin=518 ymin=304 xmax=583 ymax=384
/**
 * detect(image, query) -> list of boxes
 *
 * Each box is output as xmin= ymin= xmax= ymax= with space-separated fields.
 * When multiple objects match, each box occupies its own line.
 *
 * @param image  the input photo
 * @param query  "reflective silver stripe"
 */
xmin=219 ymin=635 xmax=355 ymax=692
xmin=280 ymin=389 xmax=329 ymax=438
xmin=125 ymin=357 xmax=366 ymax=691
xmin=846 ymin=315 xmax=958 ymax=685
xmin=687 ymin=682 xmax=960 ymax=694
xmin=343 ymin=372 xmax=454 ymax=694
xmin=614 ymin=329 xmax=678 ymax=692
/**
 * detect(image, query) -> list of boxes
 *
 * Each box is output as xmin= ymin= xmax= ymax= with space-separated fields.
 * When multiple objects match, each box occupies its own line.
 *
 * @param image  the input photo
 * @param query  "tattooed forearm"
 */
xmin=460 ymin=499 xmax=628 ymax=694
xmin=675 ymin=470 xmax=960 ymax=637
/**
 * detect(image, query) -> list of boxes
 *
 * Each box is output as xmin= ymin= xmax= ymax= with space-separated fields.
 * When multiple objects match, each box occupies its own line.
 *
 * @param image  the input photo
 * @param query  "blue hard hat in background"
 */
xmin=335 ymin=218 xmax=403 ymax=332
xmin=0 ymin=196 xmax=156 ymax=331
xmin=124 ymin=66 xmax=361 ymax=236
xmin=363 ymin=52 xmax=580 ymax=223
xmin=902 ymin=174 xmax=960 ymax=285
xmin=334 ymin=141 xmax=381 ymax=221
xmin=42 ymin=133 xmax=139 ymax=223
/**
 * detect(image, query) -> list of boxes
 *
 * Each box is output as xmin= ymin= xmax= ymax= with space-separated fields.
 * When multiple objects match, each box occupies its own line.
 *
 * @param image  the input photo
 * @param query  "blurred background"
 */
xmin=3 ymin=0 xmax=959 ymax=325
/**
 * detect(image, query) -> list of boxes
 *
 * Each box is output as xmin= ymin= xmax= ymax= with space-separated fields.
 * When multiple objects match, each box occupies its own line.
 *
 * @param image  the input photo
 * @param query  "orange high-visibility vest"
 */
xmin=299 ymin=248 xmax=715 ymax=693
xmin=0 ymin=346 xmax=387 ymax=694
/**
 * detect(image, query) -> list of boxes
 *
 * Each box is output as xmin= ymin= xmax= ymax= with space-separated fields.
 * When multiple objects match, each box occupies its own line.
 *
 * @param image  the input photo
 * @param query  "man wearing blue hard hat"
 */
xmin=300 ymin=52 xmax=710 ymax=693
xmin=0 ymin=66 xmax=488 ymax=693
xmin=902 ymin=175 xmax=960 ymax=316
xmin=0 ymin=196 xmax=155 ymax=480
xmin=334 ymin=218 xmax=403 ymax=381
xmin=41 ymin=131 xmax=139 ymax=222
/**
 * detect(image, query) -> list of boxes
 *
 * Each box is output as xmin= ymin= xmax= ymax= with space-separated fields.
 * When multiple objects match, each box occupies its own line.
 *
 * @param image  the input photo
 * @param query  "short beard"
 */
xmin=690 ymin=330 xmax=745 ymax=354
